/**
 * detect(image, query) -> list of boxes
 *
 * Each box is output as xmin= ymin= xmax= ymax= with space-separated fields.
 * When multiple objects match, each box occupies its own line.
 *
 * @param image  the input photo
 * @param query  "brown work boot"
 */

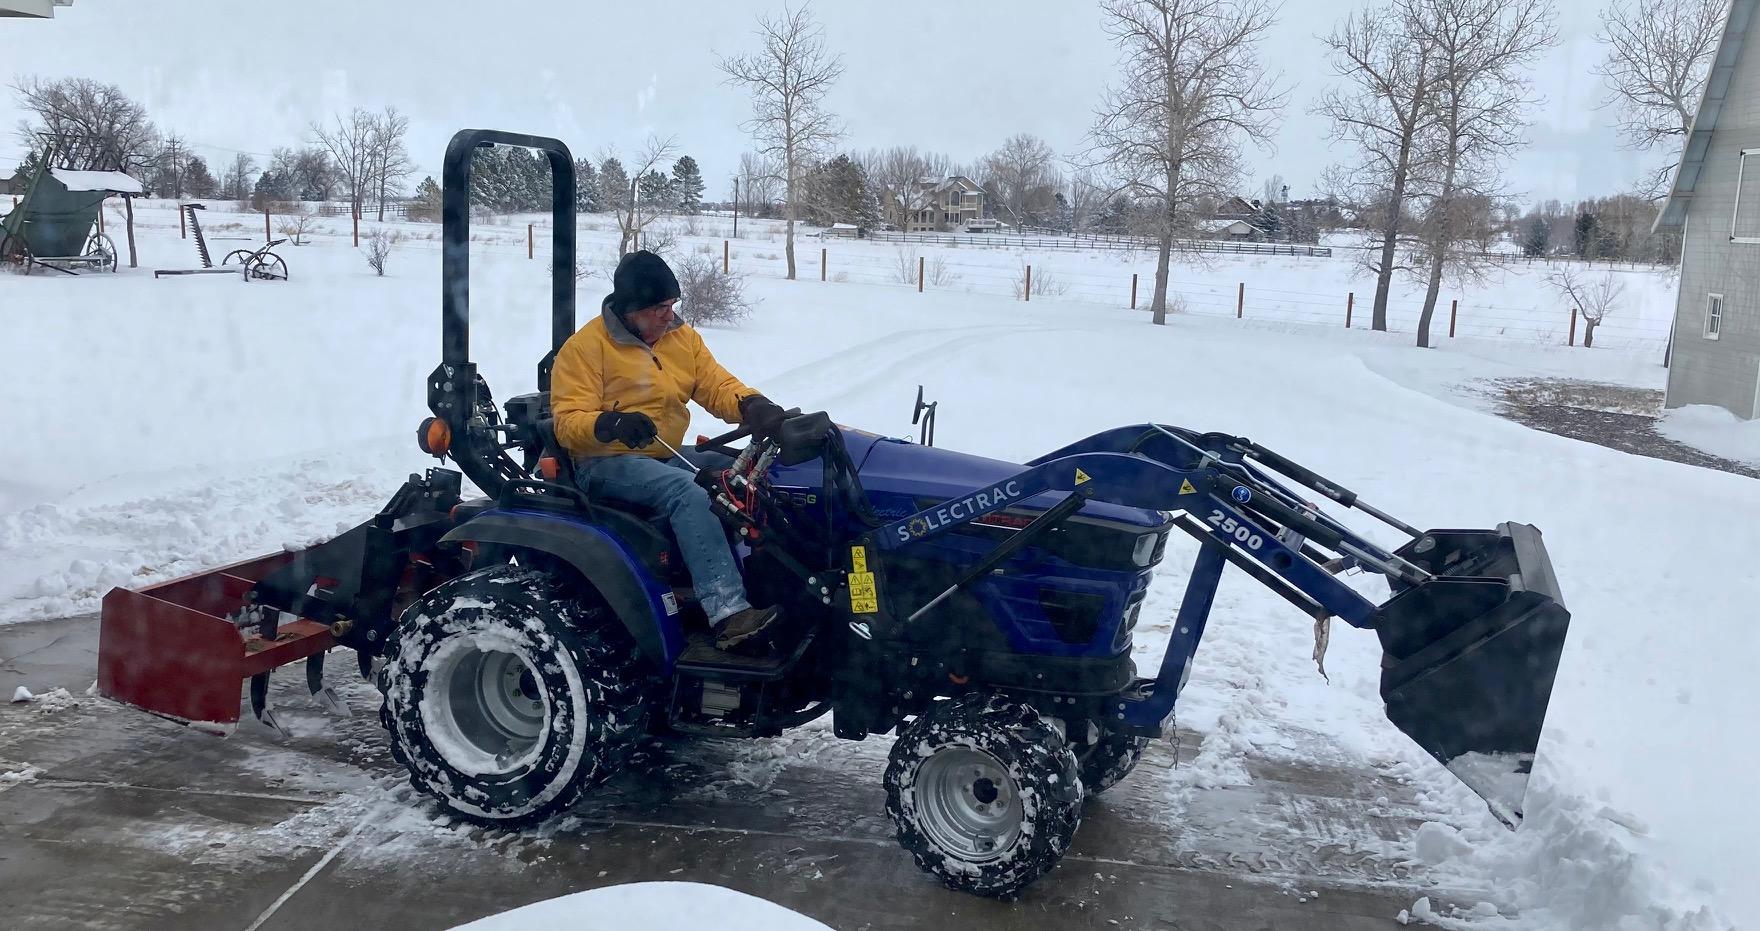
xmin=715 ymin=606 xmax=780 ymax=655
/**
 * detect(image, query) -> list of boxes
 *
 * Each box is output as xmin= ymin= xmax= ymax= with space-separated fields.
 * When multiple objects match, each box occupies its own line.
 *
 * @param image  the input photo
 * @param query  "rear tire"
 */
xmin=379 ymin=563 xmax=648 ymax=827
xmin=884 ymin=693 xmax=1083 ymax=897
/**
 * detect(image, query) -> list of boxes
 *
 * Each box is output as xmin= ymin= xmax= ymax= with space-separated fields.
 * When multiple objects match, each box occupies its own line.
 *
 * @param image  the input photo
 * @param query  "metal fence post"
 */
xmin=1449 ymin=299 xmax=1458 ymax=338
xmin=528 ymin=223 xmax=534 ymax=259
xmin=1130 ymin=273 xmax=1138 ymax=309
xmin=264 ymin=208 xmax=271 ymax=243
xmin=724 ymin=240 xmax=729 ymax=274
xmin=1568 ymin=306 xmax=1577 ymax=346
xmin=918 ymin=255 xmax=924 ymax=293
xmin=821 ymin=247 xmax=827 ymax=281
xmin=1236 ymin=282 xmax=1244 ymax=319
xmin=1346 ymin=292 xmax=1353 ymax=328
xmin=1025 ymin=264 xmax=1032 ymax=302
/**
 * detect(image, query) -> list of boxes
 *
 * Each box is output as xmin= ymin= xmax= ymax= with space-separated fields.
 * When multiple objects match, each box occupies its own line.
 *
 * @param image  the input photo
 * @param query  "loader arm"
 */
xmin=867 ymin=424 xmax=1572 ymax=828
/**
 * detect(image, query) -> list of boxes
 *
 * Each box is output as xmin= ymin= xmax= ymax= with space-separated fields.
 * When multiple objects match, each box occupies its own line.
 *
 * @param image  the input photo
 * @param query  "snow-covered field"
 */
xmin=1 ymin=210 xmax=1752 ymax=929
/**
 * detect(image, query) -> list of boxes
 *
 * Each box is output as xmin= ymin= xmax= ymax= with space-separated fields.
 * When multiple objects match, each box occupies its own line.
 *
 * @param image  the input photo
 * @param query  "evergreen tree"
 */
xmin=1521 ymin=215 xmax=1550 ymax=257
xmin=252 ymin=169 xmax=294 ymax=207
xmin=574 ymin=157 xmax=601 ymax=213
xmin=410 ymin=175 xmax=443 ymax=222
xmin=670 ymin=155 xmax=705 ymax=214
xmin=183 ymin=156 xmax=219 ymax=198
xmin=800 ymin=154 xmax=872 ymax=227
xmin=1573 ymin=211 xmax=1600 ymax=259
xmin=599 ymin=157 xmax=630 ymax=213
xmin=638 ymin=168 xmax=675 ymax=214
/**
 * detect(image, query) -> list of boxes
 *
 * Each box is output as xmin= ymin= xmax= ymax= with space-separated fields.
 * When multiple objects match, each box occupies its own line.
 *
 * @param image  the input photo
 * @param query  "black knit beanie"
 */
xmin=606 ymin=250 xmax=681 ymax=317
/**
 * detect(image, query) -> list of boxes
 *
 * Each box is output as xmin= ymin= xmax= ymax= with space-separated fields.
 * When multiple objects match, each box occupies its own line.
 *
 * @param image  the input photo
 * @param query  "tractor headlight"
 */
xmin=1131 ymin=532 xmax=1159 ymax=567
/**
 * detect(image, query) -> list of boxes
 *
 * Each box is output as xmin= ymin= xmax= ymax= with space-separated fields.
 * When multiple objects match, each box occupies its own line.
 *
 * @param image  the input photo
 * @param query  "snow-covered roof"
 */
xmin=48 ymin=168 xmax=143 ymax=194
xmin=828 ymin=223 xmax=858 ymax=229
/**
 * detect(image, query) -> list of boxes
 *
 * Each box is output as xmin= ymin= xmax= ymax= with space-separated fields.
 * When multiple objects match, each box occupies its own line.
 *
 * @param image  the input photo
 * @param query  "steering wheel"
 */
xmin=694 ymin=407 xmax=804 ymax=459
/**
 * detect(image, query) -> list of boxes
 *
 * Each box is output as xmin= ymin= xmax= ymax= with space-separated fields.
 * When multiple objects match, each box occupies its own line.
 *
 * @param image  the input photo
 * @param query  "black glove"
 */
xmin=594 ymin=411 xmax=658 ymax=448
xmin=738 ymin=394 xmax=788 ymax=439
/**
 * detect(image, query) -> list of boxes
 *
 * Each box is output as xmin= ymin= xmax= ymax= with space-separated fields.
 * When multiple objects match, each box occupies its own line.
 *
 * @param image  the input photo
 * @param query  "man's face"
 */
xmin=626 ymin=299 xmax=677 ymax=344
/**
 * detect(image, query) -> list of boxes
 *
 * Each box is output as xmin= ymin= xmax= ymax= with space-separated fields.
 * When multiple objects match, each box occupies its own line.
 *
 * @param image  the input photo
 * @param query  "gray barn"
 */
xmin=1657 ymin=0 xmax=1760 ymax=419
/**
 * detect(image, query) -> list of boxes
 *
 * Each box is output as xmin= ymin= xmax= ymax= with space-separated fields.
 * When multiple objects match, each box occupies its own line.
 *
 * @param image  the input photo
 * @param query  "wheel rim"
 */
xmin=423 ymin=642 xmax=548 ymax=775
xmin=257 ymin=254 xmax=287 ymax=279
xmin=914 ymin=747 xmax=1024 ymax=862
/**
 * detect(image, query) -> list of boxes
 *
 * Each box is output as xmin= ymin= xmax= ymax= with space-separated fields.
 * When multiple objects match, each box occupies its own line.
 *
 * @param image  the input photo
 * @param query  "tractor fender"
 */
xmin=440 ymin=510 xmax=684 ymax=672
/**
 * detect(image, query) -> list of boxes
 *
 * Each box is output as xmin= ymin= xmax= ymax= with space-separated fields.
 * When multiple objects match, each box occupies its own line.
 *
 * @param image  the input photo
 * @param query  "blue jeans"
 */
xmin=573 ymin=454 xmax=751 ymax=624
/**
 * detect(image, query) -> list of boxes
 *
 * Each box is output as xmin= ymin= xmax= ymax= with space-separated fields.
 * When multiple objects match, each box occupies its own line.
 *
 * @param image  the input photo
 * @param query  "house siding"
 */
xmin=1669 ymin=36 xmax=1760 ymax=419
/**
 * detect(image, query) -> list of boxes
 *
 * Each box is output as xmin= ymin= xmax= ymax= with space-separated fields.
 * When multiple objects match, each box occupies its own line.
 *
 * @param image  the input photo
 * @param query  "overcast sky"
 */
xmin=1 ymin=0 xmax=1666 ymax=206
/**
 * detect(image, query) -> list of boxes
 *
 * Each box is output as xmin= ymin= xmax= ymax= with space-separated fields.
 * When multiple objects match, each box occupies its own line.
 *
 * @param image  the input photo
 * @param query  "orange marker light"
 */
xmin=418 ymin=417 xmax=451 ymax=457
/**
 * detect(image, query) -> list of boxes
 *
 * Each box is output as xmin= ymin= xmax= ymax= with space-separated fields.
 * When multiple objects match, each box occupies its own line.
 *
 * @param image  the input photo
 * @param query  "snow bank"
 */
xmin=447 ymin=882 xmax=832 ymax=931
xmin=1657 ymin=404 xmax=1760 ymax=467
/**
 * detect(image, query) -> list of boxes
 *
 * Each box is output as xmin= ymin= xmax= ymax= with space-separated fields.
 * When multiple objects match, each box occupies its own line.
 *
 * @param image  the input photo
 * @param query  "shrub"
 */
xmin=673 ymin=253 xmax=753 ymax=326
xmin=365 ymin=228 xmax=404 ymax=276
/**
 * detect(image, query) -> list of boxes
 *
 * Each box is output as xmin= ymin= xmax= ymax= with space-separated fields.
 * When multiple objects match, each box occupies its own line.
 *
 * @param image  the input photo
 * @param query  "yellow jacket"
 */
xmin=551 ymin=305 xmax=758 ymax=459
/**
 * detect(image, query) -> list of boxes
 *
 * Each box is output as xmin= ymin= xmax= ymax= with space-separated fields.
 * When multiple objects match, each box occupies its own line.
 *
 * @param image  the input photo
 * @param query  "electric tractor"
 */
xmin=97 ymin=130 xmax=1574 ymax=897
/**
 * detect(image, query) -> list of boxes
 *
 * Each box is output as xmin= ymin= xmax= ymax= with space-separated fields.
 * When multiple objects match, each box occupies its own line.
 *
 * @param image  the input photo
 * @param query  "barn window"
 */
xmin=1705 ymin=292 xmax=1724 ymax=339
xmin=1733 ymin=150 xmax=1760 ymax=243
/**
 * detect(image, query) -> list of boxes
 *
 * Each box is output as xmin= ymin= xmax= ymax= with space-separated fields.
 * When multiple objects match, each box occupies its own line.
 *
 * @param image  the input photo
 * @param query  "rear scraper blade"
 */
xmin=1372 ymin=522 xmax=1572 ymax=827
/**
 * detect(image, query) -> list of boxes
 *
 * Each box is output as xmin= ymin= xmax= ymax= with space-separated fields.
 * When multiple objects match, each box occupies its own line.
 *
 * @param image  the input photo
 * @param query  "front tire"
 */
xmin=379 ymin=563 xmax=647 ymax=827
xmin=1078 ymin=730 xmax=1149 ymax=797
xmin=884 ymin=693 xmax=1084 ymax=897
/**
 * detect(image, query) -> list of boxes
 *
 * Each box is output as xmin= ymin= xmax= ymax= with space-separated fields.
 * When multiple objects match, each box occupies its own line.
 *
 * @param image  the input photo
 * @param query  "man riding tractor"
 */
xmin=550 ymin=249 xmax=790 ymax=654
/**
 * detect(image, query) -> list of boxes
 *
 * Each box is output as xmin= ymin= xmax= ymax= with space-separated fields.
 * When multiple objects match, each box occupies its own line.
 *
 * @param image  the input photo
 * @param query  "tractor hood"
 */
xmin=772 ymin=426 xmax=1169 ymax=530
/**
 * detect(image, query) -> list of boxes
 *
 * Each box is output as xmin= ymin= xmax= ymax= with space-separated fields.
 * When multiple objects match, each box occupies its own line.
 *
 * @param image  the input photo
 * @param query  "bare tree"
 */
xmin=1546 ymin=265 xmax=1624 ymax=347
xmin=367 ymin=106 xmax=414 ymax=221
xmin=736 ymin=151 xmax=784 ymax=219
xmin=12 ymin=76 xmax=159 ymax=172
xmin=719 ymin=3 xmax=846 ymax=280
xmin=221 ymin=152 xmax=256 ymax=201
xmin=863 ymin=146 xmax=950 ymax=231
xmin=981 ymin=133 xmax=1063 ymax=231
xmin=1260 ymin=172 xmax=1288 ymax=205
xmin=1593 ymin=0 xmax=1729 ymax=197
xmin=1088 ymin=0 xmax=1287 ymax=325
xmin=276 ymin=205 xmax=318 ymax=246
xmin=1315 ymin=3 xmax=1439 ymax=331
xmin=1403 ymin=0 xmax=1558 ymax=348
xmin=310 ymin=108 xmax=376 ymax=220
xmin=1065 ymin=170 xmax=1107 ymax=234
xmin=602 ymin=136 xmax=679 ymax=257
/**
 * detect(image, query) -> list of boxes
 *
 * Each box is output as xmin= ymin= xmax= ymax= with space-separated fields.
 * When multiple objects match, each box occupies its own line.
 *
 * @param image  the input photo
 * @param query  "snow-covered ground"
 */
xmin=448 ymin=882 xmax=832 ymax=931
xmin=1 ymin=209 xmax=1751 ymax=929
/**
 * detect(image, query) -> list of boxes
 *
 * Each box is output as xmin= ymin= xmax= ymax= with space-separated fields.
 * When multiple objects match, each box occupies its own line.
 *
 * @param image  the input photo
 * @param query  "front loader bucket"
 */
xmin=98 ymin=552 xmax=336 ymax=734
xmin=1373 ymin=522 xmax=1571 ymax=827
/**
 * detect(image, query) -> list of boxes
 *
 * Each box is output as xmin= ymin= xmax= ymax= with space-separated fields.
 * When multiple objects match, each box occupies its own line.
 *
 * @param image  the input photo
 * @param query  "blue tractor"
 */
xmin=98 ymin=131 xmax=1574 ymax=897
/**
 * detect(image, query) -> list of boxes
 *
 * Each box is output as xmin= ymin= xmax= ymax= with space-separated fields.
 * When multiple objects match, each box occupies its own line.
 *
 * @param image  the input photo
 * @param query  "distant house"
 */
xmin=885 ymin=176 xmax=985 ymax=232
xmin=1655 ymin=0 xmax=1760 ymax=419
xmin=0 ymin=1 xmax=77 ymax=17
xmin=1212 ymin=195 xmax=1284 ymax=241
xmin=1201 ymin=218 xmax=1265 ymax=241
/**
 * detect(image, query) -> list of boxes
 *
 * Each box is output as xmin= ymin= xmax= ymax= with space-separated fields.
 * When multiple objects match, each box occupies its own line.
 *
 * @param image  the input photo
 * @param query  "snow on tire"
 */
xmin=884 ymin=692 xmax=1084 ymax=897
xmin=1078 ymin=730 xmax=1150 ymax=797
xmin=379 ymin=562 xmax=647 ymax=827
